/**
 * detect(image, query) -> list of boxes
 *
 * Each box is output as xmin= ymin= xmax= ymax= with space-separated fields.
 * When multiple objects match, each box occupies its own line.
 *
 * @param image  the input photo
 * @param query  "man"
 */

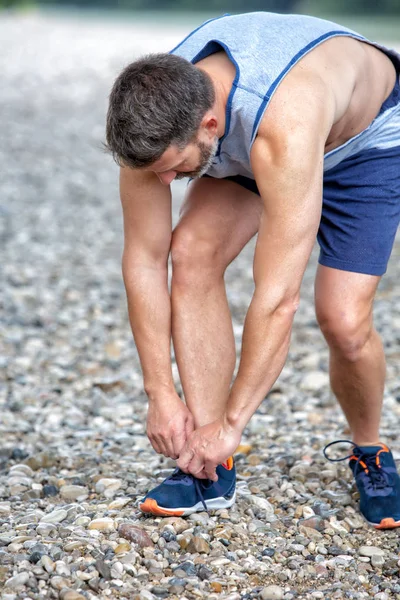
xmin=105 ymin=12 xmax=400 ymax=528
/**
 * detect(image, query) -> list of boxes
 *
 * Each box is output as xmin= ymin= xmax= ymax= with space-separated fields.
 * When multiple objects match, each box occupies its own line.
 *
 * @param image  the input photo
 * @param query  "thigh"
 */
xmin=173 ymin=176 xmax=263 ymax=267
xmin=319 ymin=145 xmax=400 ymax=277
xmin=315 ymin=264 xmax=381 ymax=327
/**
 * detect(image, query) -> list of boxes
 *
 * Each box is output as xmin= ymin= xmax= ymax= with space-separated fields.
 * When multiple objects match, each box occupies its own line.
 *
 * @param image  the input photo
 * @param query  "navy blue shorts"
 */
xmin=204 ymin=76 xmax=400 ymax=277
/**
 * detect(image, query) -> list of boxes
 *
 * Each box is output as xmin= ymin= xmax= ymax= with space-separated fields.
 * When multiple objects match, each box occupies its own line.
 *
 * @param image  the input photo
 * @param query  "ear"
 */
xmin=199 ymin=112 xmax=218 ymax=140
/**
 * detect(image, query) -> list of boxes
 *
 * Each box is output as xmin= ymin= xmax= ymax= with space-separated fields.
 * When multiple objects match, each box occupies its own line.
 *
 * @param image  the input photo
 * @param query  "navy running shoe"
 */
xmin=324 ymin=440 xmax=400 ymax=529
xmin=138 ymin=456 xmax=236 ymax=516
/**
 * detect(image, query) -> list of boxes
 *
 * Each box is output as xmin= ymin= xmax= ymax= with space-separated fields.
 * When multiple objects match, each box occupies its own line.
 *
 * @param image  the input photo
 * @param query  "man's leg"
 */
xmin=315 ymin=265 xmax=384 ymax=445
xmin=171 ymin=177 xmax=262 ymax=428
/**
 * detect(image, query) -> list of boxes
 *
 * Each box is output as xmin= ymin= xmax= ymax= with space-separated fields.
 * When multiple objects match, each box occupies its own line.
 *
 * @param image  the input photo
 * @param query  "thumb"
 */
xmin=172 ymin=428 xmax=186 ymax=458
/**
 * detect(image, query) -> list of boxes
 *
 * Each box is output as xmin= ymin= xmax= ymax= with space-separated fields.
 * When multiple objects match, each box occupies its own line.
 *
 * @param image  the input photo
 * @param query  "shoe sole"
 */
xmin=139 ymin=488 xmax=237 ymax=517
xmin=367 ymin=517 xmax=400 ymax=530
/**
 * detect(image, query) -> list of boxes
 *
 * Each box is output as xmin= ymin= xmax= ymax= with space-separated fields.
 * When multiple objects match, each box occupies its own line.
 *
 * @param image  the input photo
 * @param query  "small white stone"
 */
xmin=5 ymin=571 xmax=30 ymax=589
xmin=73 ymin=516 xmax=91 ymax=527
xmin=359 ymin=545 xmax=385 ymax=558
xmin=300 ymin=371 xmax=329 ymax=391
xmin=9 ymin=464 xmax=34 ymax=478
xmin=8 ymin=476 xmax=32 ymax=488
xmin=0 ymin=502 xmax=11 ymax=514
xmin=88 ymin=517 xmax=115 ymax=531
xmin=108 ymin=497 xmax=132 ymax=510
xmin=110 ymin=561 xmax=124 ymax=579
xmin=60 ymin=485 xmax=89 ymax=501
xmin=40 ymin=555 xmax=55 ymax=573
xmin=40 ymin=509 xmax=68 ymax=524
xmin=95 ymin=478 xmax=122 ymax=494
xmin=37 ymin=523 xmax=57 ymax=536
xmin=371 ymin=554 xmax=385 ymax=568
xmin=249 ymin=495 xmax=275 ymax=514
xmin=55 ymin=560 xmax=71 ymax=576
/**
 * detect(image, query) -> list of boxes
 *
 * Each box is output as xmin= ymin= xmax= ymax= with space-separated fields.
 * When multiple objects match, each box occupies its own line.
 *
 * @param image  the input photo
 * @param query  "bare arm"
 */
xmin=121 ymin=166 xmax=195 ymax=458
xmin=120 ymin=166 xmax=173 ymax=398
xmin=224 ymin=73 xmax=335 ymax=432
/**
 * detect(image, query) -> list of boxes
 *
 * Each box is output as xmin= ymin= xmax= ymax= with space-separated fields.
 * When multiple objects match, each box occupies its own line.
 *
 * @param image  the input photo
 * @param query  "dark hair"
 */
xmin=104 ymin=53 xmax=215 ymax=169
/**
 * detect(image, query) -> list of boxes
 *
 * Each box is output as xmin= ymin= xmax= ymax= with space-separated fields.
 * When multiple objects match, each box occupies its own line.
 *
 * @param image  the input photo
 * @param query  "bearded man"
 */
xmin=105 ymin=12 xmax=400 ymax=528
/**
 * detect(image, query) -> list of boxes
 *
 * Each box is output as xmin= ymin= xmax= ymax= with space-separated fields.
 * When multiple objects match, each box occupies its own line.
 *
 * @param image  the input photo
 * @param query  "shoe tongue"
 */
xmin=356 ymin=444 xmax=384 ymax=455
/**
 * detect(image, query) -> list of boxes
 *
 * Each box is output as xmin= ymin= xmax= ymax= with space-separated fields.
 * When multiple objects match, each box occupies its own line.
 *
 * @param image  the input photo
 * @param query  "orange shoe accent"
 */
xmin=139 ymin=498 xmax=185 ymax=517
xmin=376 ymin=445 xmax=389 ymax=466
xmin=221 ymin=456 xmax=234 ymax=470
xmin=374 ymin=517 xmax=400 ymax=530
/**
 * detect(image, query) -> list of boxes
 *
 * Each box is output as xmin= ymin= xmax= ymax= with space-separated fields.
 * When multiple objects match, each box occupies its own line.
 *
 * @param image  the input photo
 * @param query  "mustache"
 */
xmin=174 ymin=170 xmax=202 ymax=180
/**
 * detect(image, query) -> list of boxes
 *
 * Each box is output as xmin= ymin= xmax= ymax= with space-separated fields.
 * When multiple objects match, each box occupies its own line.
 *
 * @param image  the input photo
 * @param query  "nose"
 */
xmin=156 ymin=171 xmax=177 ymax=186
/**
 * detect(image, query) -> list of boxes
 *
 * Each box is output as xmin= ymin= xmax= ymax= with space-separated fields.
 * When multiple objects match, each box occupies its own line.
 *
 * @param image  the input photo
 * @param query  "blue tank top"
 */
xmin=170 ymin=12 xmax=400 ymax=177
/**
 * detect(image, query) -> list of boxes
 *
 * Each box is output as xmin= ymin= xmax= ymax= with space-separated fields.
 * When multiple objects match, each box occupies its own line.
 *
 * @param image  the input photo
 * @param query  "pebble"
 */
xmin=260 ymin=586 xmax=284 ymax=600
xmin=371 ymin=554 xmax=385 ymax=568
xmin=186 ymin=536 xmax=210 ymax=554
xmin=60 ymin=592 xmax=87 ymax=600
xmin=88 ymin=518 xmax=115 ymax=532
xmin=118 ymin=524 xmax=154 ymax=548
xmin=5 ymin=571 xmax=30 ymax=588
xmin=300 ymin=371 xmax=329 ymax=391
xmin=249 ymin=495 xmax=275 ymax=514
xmin=108 ymin=497 xmax=132 ymax=509
xmin=40 ymin=509 xmax=68 ymax=524
xmin=359 ymin=546 xmax=385 ymax=558
xmin=43 ymin=485 xmax=59 ymax=497
xmin=299 ymin=516 xmax=325 ymax=531
xmin=95 ymin=478 xmax=122 ymax=498
xmin=59 ymin=485 xmax=89 ymax=501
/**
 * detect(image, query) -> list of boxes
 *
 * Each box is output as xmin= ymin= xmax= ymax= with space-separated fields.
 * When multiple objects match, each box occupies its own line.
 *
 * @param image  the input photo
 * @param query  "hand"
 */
xmin=146 ymin=392 xmax=195 ymax=459
xmin=176 ymin=415 xmax=242 ymax=481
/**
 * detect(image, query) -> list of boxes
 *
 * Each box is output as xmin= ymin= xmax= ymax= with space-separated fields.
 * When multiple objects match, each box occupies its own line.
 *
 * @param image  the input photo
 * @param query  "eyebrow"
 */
xmin=157 ymin=160 xmax=186 ymax=174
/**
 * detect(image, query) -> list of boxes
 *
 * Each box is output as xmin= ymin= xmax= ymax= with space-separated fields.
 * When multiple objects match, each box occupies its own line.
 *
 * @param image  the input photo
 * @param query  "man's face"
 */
xmin=148 ymin=136 xmax=219 ymax=186
xmin=174 ymin=137 xmax=219 ymax=180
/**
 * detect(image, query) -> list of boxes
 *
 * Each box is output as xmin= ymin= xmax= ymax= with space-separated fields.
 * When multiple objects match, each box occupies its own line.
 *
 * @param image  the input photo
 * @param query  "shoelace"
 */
xmin=323 ymin=439 xmax=391 ymax=490
xmin=167 ymin=468 xmax=210 ymax=512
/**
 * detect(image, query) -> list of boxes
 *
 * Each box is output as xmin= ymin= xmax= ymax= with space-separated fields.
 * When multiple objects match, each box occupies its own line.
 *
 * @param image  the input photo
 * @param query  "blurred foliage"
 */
xmin=1 ymin=0 xmax=399 ymax=14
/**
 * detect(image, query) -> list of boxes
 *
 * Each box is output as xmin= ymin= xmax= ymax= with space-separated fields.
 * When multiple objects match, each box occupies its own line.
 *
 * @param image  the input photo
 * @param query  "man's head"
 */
xmin=105 ymin=53 xmax=219 ymax=181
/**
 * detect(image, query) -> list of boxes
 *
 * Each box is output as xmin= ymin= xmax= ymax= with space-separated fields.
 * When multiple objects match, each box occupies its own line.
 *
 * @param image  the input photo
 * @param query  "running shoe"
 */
xmin=138 ymin=456 xmax=236 ymax=516
xmin=323 ymin=439 xmax=400 ymax=529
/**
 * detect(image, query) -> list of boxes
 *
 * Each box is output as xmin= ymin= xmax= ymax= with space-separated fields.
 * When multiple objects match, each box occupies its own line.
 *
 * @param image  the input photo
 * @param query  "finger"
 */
xmin=204 ymin=461 xmax=218 ymax=482
xmin=186 ymin=454 xmax=205 ymax=479
xmin=164 ymin=436 xmax=178 ymax=459
xmin=176 ymin=445 xmax=195 ymax=472
xmin=149 ymin=438 xmax=163 ymax=455
xmin=172 ymin=430 xmax=186 ymax=458
xmin=153 ymin=435 xmax=170 ymax=458
xmin=192 ymin=468 xmax=208 ymax=480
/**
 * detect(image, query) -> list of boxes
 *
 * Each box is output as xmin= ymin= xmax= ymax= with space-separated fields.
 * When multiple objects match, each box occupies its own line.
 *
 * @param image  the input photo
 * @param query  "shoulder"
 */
xmin=252 ymin=68 xmax=335 ymax=165
xmin=250 ymin=69 xmax=336 ymax=180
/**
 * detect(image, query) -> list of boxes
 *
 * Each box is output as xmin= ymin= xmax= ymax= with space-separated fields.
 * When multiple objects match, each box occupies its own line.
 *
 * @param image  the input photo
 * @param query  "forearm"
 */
xmin=225 ymin=294 xmax=295 ymax=432
xmin=123 ymin=262 xmax=174 ymax=401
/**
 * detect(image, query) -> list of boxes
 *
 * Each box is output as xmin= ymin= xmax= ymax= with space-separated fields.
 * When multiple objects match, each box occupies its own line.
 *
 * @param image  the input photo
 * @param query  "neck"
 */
xmin=211 ymin=78 xmax=230 ymax=138
xmin=197 ymin=53 xmax=236 ymax=138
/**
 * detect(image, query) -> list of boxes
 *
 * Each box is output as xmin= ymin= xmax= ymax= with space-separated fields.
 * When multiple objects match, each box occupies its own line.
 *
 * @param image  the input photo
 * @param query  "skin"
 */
xmin=120 ymin=36 xmax=397 ymax=481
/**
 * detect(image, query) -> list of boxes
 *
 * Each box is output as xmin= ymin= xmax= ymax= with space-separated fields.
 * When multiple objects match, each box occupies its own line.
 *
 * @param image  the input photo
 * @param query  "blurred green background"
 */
xmin=2 ymin=0 xmax=400 ymax=13
xmin=1 ymin=0 xmax=400 ymax=41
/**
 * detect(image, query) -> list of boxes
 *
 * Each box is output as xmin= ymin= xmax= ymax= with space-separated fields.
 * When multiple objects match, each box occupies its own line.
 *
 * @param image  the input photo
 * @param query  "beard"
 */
xmin=174 ymin=136 xmax=219 ymax=180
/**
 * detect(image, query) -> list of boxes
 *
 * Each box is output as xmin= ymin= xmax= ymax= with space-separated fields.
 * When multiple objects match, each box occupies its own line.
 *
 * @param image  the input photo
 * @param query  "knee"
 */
xmin=171 ymin=227 xmax=226 ymax=286
xmin=316 ymin=304 xmax=372 ymax=362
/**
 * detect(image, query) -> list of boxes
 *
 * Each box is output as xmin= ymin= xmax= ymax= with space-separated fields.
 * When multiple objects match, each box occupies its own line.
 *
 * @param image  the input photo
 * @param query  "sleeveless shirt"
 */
xmin=170 ymin=12 xmax=400 ymax=176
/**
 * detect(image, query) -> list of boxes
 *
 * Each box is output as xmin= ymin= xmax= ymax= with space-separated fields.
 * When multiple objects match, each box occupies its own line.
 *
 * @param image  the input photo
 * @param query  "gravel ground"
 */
xmin=1 ymin=9 xmax=400 ymax=600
